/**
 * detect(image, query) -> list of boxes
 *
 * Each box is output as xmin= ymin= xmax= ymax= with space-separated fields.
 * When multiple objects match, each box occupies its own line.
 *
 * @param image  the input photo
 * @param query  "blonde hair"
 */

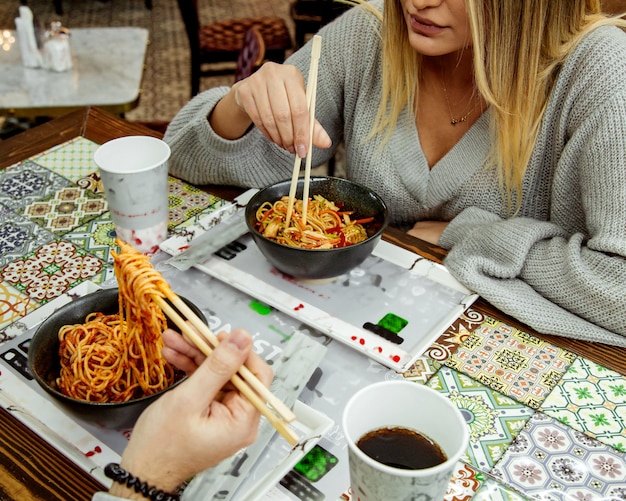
xmin=351 ymin=0 xmax=626 ymax=205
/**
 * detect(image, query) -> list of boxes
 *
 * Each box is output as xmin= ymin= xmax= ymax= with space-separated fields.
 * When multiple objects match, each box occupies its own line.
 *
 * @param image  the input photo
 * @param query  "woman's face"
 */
xmin=401 ymin=0 xmax=472 ymax=56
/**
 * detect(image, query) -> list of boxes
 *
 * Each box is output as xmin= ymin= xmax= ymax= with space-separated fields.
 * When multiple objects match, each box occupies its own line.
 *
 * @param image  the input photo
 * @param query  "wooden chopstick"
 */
xmin=301 ymin=35 xmax=322 ymax=226
xmin=159 ymin=287 xmax=296 ymax=423
xmin=112 ymin=239 xmax=298 ymax=444
xmin=153 ymin=294 xmax=300 ymax=446
xmin=285 ymin=35 xmax=323 ymax=228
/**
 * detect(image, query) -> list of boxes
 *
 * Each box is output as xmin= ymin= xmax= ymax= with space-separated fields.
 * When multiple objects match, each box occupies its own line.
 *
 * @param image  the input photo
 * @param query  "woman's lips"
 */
xmin=409 ymin=15 xmax=446 ymax=36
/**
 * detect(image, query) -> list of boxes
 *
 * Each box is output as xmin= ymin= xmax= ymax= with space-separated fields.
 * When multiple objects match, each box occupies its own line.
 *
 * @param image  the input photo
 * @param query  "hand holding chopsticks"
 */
xmin=285 ymin=35 xmax=323 ymax=228
xmin=154 ymin=291 xmax=299 ymax=445
xmin=114 ymin=240 xmax=299 ymax=446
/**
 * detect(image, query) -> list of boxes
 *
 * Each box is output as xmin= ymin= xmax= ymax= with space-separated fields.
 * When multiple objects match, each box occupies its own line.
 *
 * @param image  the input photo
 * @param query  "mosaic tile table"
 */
xmin=1 ymin=110 xmax=625 ymax=501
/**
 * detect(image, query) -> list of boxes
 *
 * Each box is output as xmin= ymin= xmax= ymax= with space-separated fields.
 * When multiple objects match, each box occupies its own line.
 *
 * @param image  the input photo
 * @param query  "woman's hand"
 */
xmin=110 ymin=329 xmax=273 ymax=497
xmin=211 ymin=62 xmax=332 ymax=158
xmin=407 ymin=221 xmax=449 ymax=245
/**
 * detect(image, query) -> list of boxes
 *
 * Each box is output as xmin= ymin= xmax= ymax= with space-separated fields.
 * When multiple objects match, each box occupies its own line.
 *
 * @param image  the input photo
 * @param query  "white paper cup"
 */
xmin=94 ymin=136 xmax=170 ymax=254
xmin=342 ymin=381 xmax=468 ymax=501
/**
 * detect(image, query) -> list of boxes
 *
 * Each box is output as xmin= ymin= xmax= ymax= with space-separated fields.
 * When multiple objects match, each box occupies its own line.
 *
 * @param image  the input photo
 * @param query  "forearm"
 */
xmin=520 ymin=233 xmax=626 ymax=335
xmin=209 ymin=85 xmax=253 ymax=140
xmin=441 ymin=208 xmax=626 ymax=344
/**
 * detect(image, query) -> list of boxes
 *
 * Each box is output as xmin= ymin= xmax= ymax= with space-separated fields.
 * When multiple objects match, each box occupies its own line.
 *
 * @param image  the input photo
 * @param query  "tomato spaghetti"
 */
xmin=254 ymin=195 xmax=372 ymax=249
xmin=56 ymin=240 xmax=175 ymax=403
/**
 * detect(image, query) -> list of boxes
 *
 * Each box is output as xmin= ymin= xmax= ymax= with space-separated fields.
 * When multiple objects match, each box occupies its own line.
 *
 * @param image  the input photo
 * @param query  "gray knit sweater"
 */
xmin=164 ymin=3 xmax=626 ymax=347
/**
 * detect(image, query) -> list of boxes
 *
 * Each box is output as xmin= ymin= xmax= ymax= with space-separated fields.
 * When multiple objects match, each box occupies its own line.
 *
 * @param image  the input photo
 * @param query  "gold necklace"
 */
xmin=440 ymin=70 xmax=478 ymax=126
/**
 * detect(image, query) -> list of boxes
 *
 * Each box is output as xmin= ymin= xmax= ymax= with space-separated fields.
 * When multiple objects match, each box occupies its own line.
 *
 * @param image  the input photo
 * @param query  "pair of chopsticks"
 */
xmin=113 ymin=240 xmax=298 ymax=445
xmin=285 ymin=35 xmax=322 ymax=228
xmin=152 ymin=288 xmax=299 ymax=446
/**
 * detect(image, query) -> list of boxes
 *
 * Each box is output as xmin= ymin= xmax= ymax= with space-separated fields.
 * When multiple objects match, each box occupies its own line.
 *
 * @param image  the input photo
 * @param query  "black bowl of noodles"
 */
xmin=245 ymin=176 xmax=389 ymax=282
xmin=27 ymin=287 xmax=207 ymax=429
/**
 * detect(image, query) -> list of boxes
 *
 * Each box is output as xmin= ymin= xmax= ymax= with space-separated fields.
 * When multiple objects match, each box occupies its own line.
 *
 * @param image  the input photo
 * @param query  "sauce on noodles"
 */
xmin=56 ymin=240 xmax=175 ymax=403
xmin=254 ymin=195 xmax=373 ymax=249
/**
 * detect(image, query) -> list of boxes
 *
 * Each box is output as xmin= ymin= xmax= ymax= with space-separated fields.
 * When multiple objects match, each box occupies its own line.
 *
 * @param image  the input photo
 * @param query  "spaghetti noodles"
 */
xmin=56 ymin=240 xmax=175 ymax=403
xmin=254 ymin=195 xmax=372 ymax=249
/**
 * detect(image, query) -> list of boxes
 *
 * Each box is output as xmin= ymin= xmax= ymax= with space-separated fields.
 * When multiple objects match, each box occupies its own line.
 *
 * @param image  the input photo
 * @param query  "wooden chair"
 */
xmin=290 ymin=0 xmax=353 ymax=49
xmin=176 ymin=0 xmax=292 ymax=97
xmin=234 ymin=27 xmax=266 ymax=83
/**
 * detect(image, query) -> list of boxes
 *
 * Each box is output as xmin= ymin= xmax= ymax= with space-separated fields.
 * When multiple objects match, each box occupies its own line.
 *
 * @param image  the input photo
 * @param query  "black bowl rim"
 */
xmin=245 ymin=176 xmax=390 ymax=253
xmin=27 ymin=288 xmax=199 ymax=408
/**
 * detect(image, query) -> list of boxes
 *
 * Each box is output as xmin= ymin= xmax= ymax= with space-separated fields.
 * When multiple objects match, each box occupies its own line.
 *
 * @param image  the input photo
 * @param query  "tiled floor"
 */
xmin=1 ymin=137 xmax=625 ymax=501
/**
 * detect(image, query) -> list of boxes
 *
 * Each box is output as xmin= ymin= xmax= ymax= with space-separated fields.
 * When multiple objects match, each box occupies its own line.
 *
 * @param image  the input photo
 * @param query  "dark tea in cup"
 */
xmin=343 ymin=381 xmax=469 ymax=500
xmin=356 ymin=426 xmax=447 ymax=470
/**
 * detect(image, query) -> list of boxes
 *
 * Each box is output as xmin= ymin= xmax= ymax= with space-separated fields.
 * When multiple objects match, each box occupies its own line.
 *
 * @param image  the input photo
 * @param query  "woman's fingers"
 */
xmin=234 ymin=63 xmax=331 ymax=157
xmin=282 ymin=72 xmax=310 ymax=157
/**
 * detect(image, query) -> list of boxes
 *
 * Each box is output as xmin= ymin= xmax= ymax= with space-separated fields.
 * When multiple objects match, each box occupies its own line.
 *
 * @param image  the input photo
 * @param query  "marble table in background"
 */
xmin=0 ymin=27 xmax=148 ymax=118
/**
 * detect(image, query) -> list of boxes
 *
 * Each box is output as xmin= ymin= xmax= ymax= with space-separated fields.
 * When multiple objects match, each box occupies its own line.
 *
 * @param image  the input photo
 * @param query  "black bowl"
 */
xmin=245 ymin=176 xmax=389 ymax=281
xmin=27 ymin=288 xmax=206 ymax=428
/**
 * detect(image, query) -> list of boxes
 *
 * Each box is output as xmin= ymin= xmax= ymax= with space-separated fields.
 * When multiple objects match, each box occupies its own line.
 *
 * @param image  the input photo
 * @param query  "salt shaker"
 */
xmin=43 ymin=21 xmax=72 ymax=72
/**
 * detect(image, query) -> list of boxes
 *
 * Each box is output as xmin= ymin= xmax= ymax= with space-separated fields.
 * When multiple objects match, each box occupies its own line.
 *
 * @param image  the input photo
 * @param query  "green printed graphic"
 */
xmin=378 ymin=312 xmax=408 ymax=334
xmin=249 ymin=300 xmax=272 ymax=316
xmin=294 ymin=445 xmax=338 ymax=482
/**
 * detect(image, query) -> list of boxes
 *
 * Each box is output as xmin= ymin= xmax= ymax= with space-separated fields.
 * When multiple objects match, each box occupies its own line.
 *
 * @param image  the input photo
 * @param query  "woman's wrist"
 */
xmin=209 ymin=87 xmax=253 ymax=139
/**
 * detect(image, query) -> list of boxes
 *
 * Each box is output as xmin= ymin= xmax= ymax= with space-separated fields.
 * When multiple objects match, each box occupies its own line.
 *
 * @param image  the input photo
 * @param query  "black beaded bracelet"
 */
xmin=104 ymin=463 xmax=180 ymax=501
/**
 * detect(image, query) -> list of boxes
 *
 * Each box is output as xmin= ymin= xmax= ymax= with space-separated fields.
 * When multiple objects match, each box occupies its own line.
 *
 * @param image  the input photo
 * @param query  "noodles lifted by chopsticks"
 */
xmin=254 ymin=194 xmax=373 ymax=249
xmin=56 ymin=240 xmax=175 ymax=403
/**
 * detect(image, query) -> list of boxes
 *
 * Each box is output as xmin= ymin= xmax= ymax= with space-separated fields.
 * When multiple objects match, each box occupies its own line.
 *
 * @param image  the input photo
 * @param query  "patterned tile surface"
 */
xmin=0 ymin=161 xmax=71 ymax=211
xmin=167 ymin=177 xmax=224 ymax=229
xmin=30 ymin=137 xmax=100 ymax=182
xmin=169 ymin=193 xmax=231 ymax=233
xmin=400 ymin=355 xmax=440 ymax=383
xmin=424 ymin=308 xmax=487 ymax=364
xmin=62 ymin=212 xmax=119 ymax=266
xmin=428 ymin=366 xmax=534 ymax=472
xmin=472 ymin=476 xmax=530 ymax=501
xmin=445 ymin=316 xmax=577 ymax=409
xmin=490 ymin=412 xmax=626 ymax=500
xmin=0 ymin=281 xmax=100 ymax=343
xmin=16 ymin=185 xmax=108 ymax=236
xmin=540 ymin=357 xmax=626 ymax=452
xmin=0 ymin=240 xmax=106 ymax=304
xmin=0 ymin=280 xmax=40 ymax=331
xmin=0 ymin=205 xmax=56 ymax=268
xmin=1 ymin=136 xmax=625 ymax=501
xmin=445 ymin=462 xmax=485 ymax=501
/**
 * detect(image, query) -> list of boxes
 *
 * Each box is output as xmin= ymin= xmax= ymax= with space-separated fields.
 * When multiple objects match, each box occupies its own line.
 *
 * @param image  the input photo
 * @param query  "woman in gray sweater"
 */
xmin=164 ymin=0 xmax=626 ymax=347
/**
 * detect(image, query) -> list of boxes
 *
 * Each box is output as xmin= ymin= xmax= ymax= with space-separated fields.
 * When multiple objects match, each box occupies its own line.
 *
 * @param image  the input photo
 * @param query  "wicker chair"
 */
xmin=131 ymin=27 xmax=266 ymax=135
xmin=177 ymin=0 xmax=292 ymax=97
xmin=290 ymin=0 xmax=353 ymax=49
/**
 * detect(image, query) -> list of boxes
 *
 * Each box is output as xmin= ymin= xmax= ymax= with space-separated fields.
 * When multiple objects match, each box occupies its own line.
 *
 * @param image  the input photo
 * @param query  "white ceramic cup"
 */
xmin=342 ymin=380 xmax=468 ymax=501
xmin=94 ymin=136 xmax=170 ymax=254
